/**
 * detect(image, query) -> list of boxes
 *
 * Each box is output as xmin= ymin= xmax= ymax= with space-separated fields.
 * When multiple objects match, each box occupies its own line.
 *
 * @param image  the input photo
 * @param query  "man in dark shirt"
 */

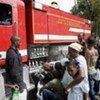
xmin=6 ymin=35 xmax=27 ymax=99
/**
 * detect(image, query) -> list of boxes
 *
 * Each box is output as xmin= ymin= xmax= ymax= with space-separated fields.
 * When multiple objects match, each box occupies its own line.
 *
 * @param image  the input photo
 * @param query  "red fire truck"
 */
xmin=0 ymin=0 xmax=91 ymax=99
xmin=0 ymin=0 xmax=91 ymax=66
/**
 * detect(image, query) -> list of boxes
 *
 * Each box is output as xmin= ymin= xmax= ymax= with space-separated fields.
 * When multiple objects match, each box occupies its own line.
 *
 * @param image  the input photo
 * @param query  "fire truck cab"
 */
xmin=0 ymin=0 xmax=27 ymax=66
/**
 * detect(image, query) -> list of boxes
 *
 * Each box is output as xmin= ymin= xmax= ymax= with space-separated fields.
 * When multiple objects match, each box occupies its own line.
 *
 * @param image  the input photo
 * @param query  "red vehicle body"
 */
xmin=0 ymin=0 xmax=91 ymax=67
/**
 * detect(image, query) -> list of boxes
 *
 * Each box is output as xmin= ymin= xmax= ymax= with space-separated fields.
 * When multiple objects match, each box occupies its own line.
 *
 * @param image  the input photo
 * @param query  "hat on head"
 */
xmin=69 ymin=43 xmax=82 ymax=52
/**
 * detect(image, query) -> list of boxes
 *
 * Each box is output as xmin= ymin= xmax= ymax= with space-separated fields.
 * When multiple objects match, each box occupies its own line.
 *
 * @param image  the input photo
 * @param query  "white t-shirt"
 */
xmin=61 ymin=70 xmax=72 ymax=88
xmin=76 ymin=55 xmax=88 ymax=78
xmin=75 ymin=55 xmax=89 ymax=93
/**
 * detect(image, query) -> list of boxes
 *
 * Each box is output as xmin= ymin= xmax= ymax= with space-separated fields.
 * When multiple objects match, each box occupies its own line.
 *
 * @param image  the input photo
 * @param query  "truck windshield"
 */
xmin=0 ymin=3 xmax=12 ymax=25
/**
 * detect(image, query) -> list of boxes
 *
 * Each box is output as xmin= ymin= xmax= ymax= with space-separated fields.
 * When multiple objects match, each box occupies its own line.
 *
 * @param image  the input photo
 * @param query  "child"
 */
xmin=66 ymin=60 xmax=88 ymax=100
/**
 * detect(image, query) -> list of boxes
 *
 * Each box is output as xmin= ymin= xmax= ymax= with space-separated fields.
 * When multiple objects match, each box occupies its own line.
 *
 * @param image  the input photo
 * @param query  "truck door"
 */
xmin=0 ymin=3 xmax=13 ymax=66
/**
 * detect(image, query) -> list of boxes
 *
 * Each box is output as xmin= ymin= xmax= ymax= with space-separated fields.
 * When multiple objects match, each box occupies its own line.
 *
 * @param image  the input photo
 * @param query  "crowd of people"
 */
xmin=0 ymin=34 xmax=100 ymax=100
xmin=39 ymin=33 xmax=100 ymax=100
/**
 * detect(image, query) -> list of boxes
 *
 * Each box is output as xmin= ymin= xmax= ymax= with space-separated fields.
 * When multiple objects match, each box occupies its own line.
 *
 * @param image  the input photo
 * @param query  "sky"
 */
xmin=35 ymin=0 xmax=75 ymax=13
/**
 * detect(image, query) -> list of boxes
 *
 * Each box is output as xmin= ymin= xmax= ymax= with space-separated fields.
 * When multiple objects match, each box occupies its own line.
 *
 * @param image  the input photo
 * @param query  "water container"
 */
xmin=12 ymin=89 xmax=19 ymax=100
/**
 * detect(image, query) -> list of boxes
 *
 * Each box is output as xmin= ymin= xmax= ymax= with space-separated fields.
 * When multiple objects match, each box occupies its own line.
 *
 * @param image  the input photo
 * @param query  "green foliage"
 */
xmin=71 ymin=0 xmax=100 ymax=37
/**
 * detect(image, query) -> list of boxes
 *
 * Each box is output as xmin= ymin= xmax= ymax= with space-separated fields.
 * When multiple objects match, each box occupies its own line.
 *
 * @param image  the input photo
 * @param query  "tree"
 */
xmin=71 ymin=0 xmax=100 ymax=37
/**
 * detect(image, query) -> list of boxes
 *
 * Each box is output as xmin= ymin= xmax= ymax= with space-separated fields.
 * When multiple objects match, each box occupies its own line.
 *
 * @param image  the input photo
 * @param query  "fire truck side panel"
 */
xmin=32 ymin=1 xmax=91 ymax=44
xmin=33 ymin=9 xmax=48 ymax=44
xmin=26 ymin=1 xmax=49 ymax=44
xmin=47 ymin=9 xmax=78 ymax=43
xmin=17 ymin=2 xmax=27 ymax=62
xmin=47 ymin=7 xmax=91 ymax=43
